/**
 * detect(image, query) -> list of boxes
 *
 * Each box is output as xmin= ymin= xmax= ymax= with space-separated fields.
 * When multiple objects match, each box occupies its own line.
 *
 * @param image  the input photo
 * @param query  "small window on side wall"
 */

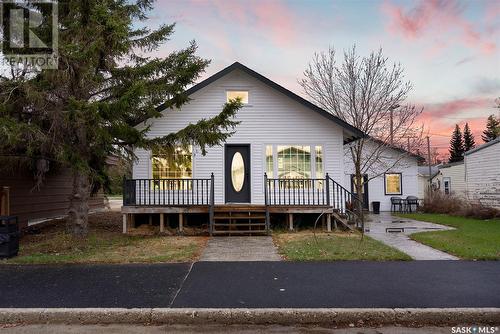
xmin=385 ymin=173 xmax=402 ymax=195
xmin=227 ymin=90 xmax=248 ymax=104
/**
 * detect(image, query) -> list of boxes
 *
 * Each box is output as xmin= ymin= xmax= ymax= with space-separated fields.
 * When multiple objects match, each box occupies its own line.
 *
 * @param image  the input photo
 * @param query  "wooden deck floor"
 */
xmin=121 ymin=204 xmax=334 ymax=214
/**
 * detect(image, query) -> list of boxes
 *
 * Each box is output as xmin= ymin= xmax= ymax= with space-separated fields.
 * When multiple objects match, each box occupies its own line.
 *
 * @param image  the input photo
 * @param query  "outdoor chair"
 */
xmin=390 ymin=197 xmax=403 ymax=213
xmin=405 ymin=196 xmax=419 ymax=213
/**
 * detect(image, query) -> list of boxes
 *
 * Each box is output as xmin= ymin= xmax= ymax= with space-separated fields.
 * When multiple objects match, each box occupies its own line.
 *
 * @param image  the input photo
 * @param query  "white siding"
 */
xmin=343 ymin=142 xmax=419 ymax=212
xmin=133 ymin=69 xmax=345 ymax=205
xmin=465 ymin=141 xmax=500 ymax=208
xmin=418 ymin=175 xmax=429 ymax=199
xmin=435 ymin=163 xmax=466 ymax=197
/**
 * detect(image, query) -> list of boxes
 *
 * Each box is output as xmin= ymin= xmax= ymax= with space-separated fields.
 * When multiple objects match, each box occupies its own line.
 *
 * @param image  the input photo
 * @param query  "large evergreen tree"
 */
xmin=449 ymin=124 xmax=465 ymax=163
xmin=482 ymin=115 xmax=500 ymax=142
xmin=463 ymin=122 xmax=475 ymax=151
xmin=0 ymin=0 xmax=241 ymax=236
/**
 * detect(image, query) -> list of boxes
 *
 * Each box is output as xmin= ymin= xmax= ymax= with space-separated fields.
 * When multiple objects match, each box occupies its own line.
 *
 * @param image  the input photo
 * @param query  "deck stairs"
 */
xmin=211 ymin=205 xmax=268 ymax=235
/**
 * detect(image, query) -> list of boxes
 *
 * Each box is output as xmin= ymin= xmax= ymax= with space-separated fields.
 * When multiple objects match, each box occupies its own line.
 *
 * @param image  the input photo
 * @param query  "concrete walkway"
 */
xmin=200 ymin=236 xmax=282 ymax=261
xmin=366 ymin=212 xmax=458 ymax=260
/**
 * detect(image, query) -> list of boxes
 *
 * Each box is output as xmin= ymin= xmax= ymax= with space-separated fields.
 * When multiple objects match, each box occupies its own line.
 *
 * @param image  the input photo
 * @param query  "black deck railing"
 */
xmin=123 ymin=174 xmax=215 ymax=207
xmin=264 ymin=173 xmax=363 ymax=215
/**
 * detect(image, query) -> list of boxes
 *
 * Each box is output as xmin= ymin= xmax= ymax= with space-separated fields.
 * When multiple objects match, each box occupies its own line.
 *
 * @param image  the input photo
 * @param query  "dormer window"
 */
xmin=227 ymin=90 xmax=248 ymax=104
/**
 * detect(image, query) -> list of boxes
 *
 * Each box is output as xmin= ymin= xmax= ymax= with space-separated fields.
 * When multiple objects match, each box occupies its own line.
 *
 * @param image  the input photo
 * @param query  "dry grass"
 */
xmin=422 ymin=191 xmax=500 ymax=220
xmin=2 ymin=211 xmax=207 ymax=264
xmin=273 ymin=230 xmax=411 ymax=261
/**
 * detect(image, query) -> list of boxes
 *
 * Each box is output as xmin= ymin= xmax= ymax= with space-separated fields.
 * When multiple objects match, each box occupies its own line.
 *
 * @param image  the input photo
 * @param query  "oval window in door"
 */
xmin=231 ymin=152 xmax=245 ymax=192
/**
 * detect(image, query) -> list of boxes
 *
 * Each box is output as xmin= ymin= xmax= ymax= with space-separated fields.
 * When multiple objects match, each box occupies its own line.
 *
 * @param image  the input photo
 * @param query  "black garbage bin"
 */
xmin=0 ymin=216 xmax=19 ymax=259
xmin=372 ymin=201 xmax=381 ymax=214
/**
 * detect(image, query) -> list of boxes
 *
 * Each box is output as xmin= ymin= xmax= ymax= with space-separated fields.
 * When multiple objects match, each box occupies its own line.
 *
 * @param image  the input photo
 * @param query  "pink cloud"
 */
xmin=422 ymin=97 xmax=492 ymax=118
xmin=381 ymin=0 xmax=497 ymax=55
xmin=415 ymin=97 xmax=495 ymax=156
xmin=160 ymin=0 xmax=300 ymax=48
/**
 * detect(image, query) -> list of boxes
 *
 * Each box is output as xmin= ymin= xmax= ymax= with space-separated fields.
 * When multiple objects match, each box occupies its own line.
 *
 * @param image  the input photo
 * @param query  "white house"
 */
xmin=343 ymin=140 xmax=422 ymax=212
xmin=434 ymin=161 xmax=466 ymax=197
xmin=417 ymin=165 xmax=439 ymax=199
xmin=122 ymin=62 xmax=378 ymax=234
xmin=464 ymin=138 xmax=500 ymax=208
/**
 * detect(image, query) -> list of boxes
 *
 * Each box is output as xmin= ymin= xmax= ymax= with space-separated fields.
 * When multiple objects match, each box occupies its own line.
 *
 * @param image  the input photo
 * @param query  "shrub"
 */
xmin=422 ymin=191 xmax=500 ymax=220
xmin=422 ymin=191 xmax=464 ymax=214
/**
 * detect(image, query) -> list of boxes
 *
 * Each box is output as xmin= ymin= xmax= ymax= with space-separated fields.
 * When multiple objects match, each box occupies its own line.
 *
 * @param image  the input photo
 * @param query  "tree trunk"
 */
xmin=67 ymin=170 xmax=91 ymax=236
xmin=354 ymin=162 xmax=365 ymax=231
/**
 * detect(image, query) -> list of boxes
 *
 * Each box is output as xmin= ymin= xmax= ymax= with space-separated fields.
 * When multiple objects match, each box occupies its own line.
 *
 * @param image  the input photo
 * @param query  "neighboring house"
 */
xmin=434 ymin=161 xmax=466 ymax=197
xmin=343 ymin=140 xmax=422 ymax=212
xmin=123 ymin=62 xmax=364 ymax=234
xmin=417 ymin=165 xmax=439 ymax=199
xmin=464 ymin=137 xmax=500 ymax=209
xmin=0 ymin=167 xmax=105 ymax=229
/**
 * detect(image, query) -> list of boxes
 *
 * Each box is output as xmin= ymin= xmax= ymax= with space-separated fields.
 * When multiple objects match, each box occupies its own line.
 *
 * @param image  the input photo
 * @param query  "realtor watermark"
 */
xmin=451 ymin=326 xmax=499 ymax=334
xmin=1 ymin=0 xmax=58 ymax=69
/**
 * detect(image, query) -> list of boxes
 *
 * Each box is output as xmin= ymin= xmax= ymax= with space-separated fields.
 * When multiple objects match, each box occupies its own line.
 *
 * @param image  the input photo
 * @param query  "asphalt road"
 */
xmin=1 ymin=261 xmax=499 ymax=308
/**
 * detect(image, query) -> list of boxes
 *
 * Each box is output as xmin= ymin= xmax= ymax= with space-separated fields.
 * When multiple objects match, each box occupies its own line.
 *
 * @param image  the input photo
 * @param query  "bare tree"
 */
xmin=299 ymin=46 xmax=423 ymax=220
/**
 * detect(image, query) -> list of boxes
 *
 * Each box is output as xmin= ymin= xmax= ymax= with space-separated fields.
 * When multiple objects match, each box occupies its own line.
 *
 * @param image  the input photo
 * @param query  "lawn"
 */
xmin=1 ymin=211 xmax=207 ymax=264
xmin=273 ymin=230 xmax=411 ymax=261
xmin=398 ymin=213 xmax=500 ymax=260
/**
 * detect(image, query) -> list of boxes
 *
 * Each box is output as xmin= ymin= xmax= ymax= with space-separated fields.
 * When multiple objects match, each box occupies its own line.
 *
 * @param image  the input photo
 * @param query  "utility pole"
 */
xmin=427 ymin=136 xmax=432 ymax=191
xmin=389 ymin=105 xmax=399 ymax=146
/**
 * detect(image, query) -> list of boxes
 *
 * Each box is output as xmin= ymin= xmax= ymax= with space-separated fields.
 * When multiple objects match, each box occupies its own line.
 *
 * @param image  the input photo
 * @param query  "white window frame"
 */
xmin=226 ymin=90 xmax=249 ymax=105
xmin=443 ymin=177 xmax=451 ymax=195
xmin=264 ymin=144 xmax=325 ymax=179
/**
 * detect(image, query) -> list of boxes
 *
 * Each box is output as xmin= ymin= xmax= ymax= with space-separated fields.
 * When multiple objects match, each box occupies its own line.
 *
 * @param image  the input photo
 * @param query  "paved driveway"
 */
xmin=1 ymin=261 xmax=499 ymax=308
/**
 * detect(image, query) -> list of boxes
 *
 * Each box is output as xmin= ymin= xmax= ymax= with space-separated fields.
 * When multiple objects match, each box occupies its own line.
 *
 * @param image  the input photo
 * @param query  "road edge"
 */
xmin=0 ymin=308 xmax=499 ymax=326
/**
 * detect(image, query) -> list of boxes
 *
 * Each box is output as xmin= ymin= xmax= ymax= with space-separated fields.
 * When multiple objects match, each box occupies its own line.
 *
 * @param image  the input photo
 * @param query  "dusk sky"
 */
xmin=149 ymin=0 xmax=499 ymax=158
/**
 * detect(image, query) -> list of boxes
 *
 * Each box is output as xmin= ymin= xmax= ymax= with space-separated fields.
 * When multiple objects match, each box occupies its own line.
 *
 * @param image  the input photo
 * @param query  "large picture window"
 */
xmin=265 ymin=145 xmax=323 ymax=187
xmin=384 ymin=173 xmax=402 ymax=195
xmin=152 ymin=146 xmax=192 ymax=179
xmin=277 ymin=145 xmax=311 ymax=179
xmin=151 ymin=146 xmax=192 ymax=190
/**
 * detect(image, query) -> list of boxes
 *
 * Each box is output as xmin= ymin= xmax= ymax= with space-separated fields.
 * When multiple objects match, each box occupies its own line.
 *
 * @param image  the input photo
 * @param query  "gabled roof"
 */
xmin=438 ymin=160 xmax=464 ymax=169
xmin=366 ymin=137 xmax=425 ymax=162
xmin=464 ymin=137 xmax=500 ymax=156
xmin=156 ymin=62 xmax=364 ymax=144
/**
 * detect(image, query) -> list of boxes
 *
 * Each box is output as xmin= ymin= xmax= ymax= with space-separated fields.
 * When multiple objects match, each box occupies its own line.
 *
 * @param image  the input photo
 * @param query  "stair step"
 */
xmin=212 ymin=230 xmax=267 ymax=235
xmin=213 ymin=223 xmax=266 ymax=227
xmin=213 ymin=215 xmax=266 ymax=220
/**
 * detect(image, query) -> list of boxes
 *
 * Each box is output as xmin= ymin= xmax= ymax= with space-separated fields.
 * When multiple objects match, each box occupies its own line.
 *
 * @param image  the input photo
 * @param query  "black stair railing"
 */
xmin=263 ymin=173 xmax=363 ymax=227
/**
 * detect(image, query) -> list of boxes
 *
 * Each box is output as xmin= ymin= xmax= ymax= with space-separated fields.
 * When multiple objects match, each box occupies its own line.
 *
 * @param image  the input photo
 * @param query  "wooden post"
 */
xmin=288 ymin=213 xmax=293 ymax=231
xmin=148 ymin=214 xmax=153 ymax=226
xmin=130 ymin=214 xmax=135 ymax=229
xmin=327 ymin=214 xmax=332 ymax=232
xmin=160 ymin=213 xmax=165 ymax=233
xmin=122 ymin=214 xmax=127 ymax=234
xmin=179 ymin=213 xmax=184 ymax=232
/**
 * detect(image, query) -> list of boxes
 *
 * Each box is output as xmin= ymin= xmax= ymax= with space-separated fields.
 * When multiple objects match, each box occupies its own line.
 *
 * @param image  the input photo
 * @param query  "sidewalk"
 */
xmin=365 ymin=212 xmax=459 ymax=260
xmin=200 ymin=236 xmax=282 ymax=261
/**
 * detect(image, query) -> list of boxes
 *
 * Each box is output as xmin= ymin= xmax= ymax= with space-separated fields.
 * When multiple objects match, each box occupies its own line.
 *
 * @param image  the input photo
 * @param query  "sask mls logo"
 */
xmin=0 ymin=0 xmax=58 ymax=69
xmin=452 ymin=327 xmax=499 ymax=334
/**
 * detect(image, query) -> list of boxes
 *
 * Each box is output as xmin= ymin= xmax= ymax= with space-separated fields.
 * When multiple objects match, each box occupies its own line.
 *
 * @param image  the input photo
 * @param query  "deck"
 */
xmin=121 ymin=174 xmax=361 ymax=235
